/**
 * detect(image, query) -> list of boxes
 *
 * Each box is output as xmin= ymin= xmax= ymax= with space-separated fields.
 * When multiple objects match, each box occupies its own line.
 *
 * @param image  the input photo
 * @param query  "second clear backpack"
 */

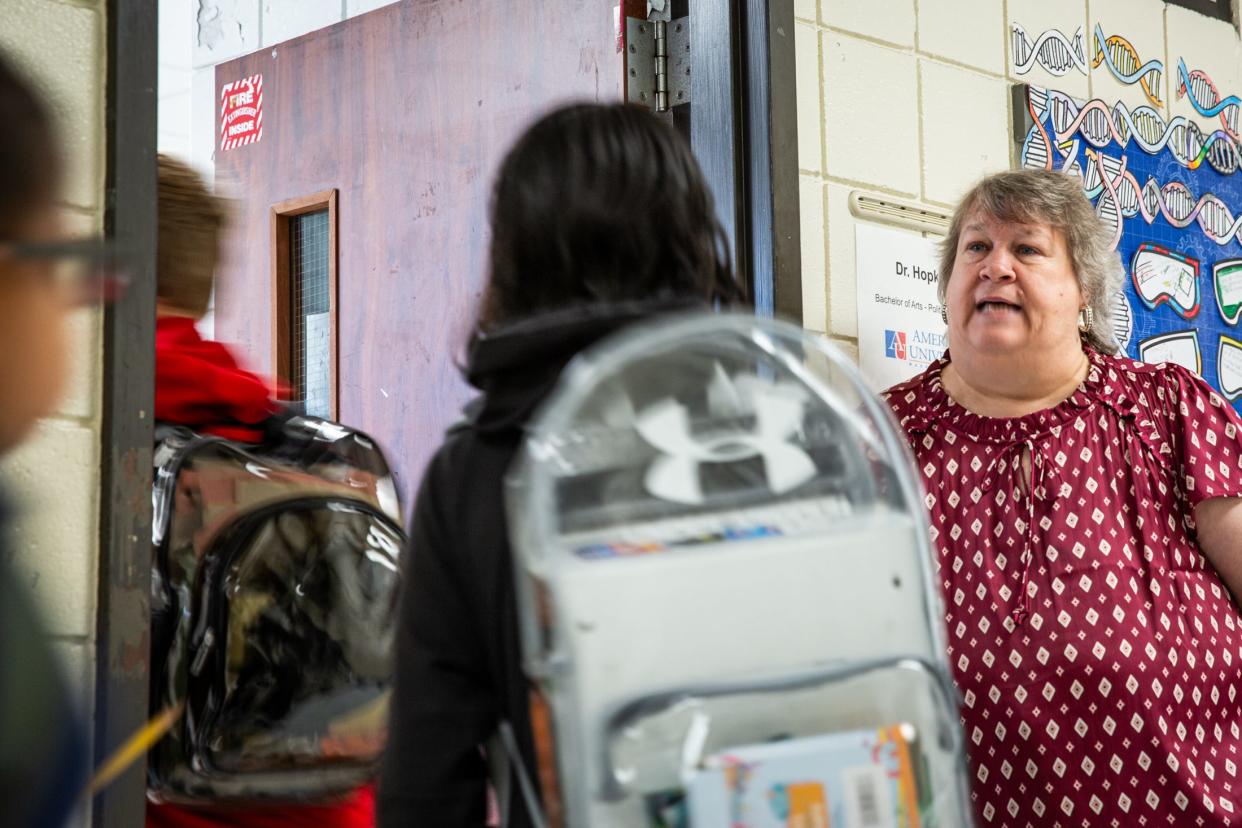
xmin=147 ymin=415 xmax=405 ymax=804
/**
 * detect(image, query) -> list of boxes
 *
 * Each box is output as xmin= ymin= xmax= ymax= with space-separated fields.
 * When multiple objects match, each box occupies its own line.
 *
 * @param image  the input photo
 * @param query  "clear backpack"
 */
xmin=146 ymin=415 xmax=404 ymax=804
xmin=506 ymin=313 xmax=972 ymax=827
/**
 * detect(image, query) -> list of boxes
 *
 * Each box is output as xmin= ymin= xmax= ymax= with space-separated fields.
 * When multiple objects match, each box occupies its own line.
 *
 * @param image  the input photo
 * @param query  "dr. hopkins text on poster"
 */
xmin=856 ymin=223 xmax=947 ymax=391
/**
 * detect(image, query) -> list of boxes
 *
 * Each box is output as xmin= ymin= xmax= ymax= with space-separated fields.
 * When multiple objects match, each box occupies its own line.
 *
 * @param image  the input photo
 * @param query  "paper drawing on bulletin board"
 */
xmin=1016 ymin=81 xmax=1242 ymax=411
xmin=1010 ymin=23 xmax=1087 ymax=76
xmin=1090 ymin=24 xmax=1164 ymax=107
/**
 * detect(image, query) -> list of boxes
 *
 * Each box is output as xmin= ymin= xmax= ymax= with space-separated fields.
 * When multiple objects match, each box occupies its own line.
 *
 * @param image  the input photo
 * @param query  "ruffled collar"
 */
xmin=903 ymin=347 xmax=1125 ymax=443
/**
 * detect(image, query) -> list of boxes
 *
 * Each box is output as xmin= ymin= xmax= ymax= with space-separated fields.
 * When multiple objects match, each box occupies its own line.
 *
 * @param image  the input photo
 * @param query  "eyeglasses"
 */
xmin=1 ymin=238 xmax=130 ymax=304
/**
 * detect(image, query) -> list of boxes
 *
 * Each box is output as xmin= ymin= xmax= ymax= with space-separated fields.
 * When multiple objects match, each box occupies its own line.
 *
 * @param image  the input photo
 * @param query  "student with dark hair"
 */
xmin=377 ymin=102 xmax=740 ymax=827
xmin=0 ymin=49 xmax=89 ymax=828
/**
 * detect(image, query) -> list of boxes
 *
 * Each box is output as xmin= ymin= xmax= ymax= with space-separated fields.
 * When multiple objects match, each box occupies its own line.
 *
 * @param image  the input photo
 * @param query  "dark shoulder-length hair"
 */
xmin=0 ymin=51 xmax=59 ymax=232
xmin=477 ymin=102 xmax=741 ymax=331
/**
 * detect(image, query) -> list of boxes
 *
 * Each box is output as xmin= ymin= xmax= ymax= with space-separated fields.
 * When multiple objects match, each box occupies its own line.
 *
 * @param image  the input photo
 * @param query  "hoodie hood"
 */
xmin=464 ymin=299 xmax=704 ymax=434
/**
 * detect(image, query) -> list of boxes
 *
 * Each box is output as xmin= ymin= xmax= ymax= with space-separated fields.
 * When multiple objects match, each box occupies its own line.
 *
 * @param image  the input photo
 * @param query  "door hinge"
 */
xmin=624 ymin=14 xmax=690 ymax=112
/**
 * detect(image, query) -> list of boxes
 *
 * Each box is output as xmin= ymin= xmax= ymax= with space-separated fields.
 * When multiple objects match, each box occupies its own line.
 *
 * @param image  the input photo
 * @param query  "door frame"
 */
xmin=270 ymin=189 xmax=340 ymax=419
xmin=94 ymin=1 xmax=157 ymax=826
xmin=689 ymin=0 xmax=801 ymax=322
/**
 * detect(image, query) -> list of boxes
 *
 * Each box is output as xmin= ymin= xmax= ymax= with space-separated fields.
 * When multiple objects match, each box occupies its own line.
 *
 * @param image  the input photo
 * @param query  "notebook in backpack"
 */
xmin=147 ymin=415 xmax=404 ymax=804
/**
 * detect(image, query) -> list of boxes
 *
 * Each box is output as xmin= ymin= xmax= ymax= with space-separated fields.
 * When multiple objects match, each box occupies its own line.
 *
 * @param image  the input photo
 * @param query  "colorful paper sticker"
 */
xmin=1026 ymin=84 xmax=1242 ymax=175
xmin=1131 ymin=243 xmax=1201 ymax=318
xmin=1218 ymin=336 xmax=1242 ymax=399
xmin=220 ymin=74 xmax=264 ymax=152
xmin=1214 ymin=259 xmax=1242 ymax=325
xmin=1177 ymin=58 xmax=1241 ymax=141
xmin=1018 ymin=85 xmax=1242 ymax=250
xmin=1092 ymin=25 xmax=1164 ymax=107
xmin=766 ymin=781 xmax=828 ymax=824
xmin=691 ymin=725 xmax=921 ymax=828
xmin=1139 ymin=329 xmax=1202 ymax=374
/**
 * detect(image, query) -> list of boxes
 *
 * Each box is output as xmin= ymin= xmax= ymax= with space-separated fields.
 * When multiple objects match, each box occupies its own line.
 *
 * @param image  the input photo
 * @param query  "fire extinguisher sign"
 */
xmin=220 ymin=74 xmax=263 ymax=151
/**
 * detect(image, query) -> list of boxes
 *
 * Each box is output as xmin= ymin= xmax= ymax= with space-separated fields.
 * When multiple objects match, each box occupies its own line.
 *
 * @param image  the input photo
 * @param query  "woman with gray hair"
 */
xmin=883 ymin=169 xmax=1242 ymax=825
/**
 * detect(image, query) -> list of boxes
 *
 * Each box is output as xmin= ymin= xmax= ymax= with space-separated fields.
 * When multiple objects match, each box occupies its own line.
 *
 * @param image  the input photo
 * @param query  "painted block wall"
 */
xmin=796 ymin=0 xmax=1242 ymax=368
xmin=0 ymin=1 xmax=107 ymax=825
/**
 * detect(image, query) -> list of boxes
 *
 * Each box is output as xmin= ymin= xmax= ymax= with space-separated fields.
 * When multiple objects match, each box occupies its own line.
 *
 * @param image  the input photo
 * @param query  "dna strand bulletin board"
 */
xmin=1014 ymin=31 xmax=1242 ymax=413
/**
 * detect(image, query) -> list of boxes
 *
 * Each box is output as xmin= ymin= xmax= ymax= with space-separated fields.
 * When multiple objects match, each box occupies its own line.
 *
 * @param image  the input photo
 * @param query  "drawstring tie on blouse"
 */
xmin=981 ymin=437 xmax=1047 ymax=626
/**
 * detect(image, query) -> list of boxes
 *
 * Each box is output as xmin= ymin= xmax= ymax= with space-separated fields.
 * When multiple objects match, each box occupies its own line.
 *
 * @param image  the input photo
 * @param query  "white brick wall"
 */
xmin=346 ymin=0 xmax=400 ymax=14
xmin=261 ymin=0 xmax=343 ymax=47
xmin=822 ymin=35 xmax=919 ymax=195
xmin=0 ymin=3 xmax=108 ymax=825
xmin=1166 ymin=4 xmax=1242 ymax=133
xmin=193 ymin=0 xmax=261 ymax=67
xmin=799 ymin=175 xmax=827 ymax=333
xmin=796 ymin=0 xmax=1242 ymax=361
xmin=821 ymin=0 xmax=915 ymax=48
xmin=919 ymin=60 xmax=1010 ymax=207
xmin=159 ymin=0 xmax=195 ymax=160
xmin=0 ymin=0 xmax=105 ymax=211
xmin=917 ymin=0 xmax=1004 ymax=74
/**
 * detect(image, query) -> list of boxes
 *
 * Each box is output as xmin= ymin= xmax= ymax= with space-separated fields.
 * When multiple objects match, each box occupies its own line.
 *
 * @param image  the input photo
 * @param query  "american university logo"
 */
xmin=885 ymin=329 xmax=908 ymax=360
xmin=633 ymin=371 xmax=815 ymax=505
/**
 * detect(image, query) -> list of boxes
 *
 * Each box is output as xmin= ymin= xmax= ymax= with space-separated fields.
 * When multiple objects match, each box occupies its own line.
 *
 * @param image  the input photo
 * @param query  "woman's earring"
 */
xmin=940 ymin=305 xmax=948 ymax=325
xmin=1078 ymin=306 xmax=1094 ymax=334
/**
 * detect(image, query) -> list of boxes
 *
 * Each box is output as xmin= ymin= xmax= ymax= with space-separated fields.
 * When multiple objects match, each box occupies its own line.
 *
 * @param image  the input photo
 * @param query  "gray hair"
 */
xmin=937 ymin=169 xmax=1123 ymax=354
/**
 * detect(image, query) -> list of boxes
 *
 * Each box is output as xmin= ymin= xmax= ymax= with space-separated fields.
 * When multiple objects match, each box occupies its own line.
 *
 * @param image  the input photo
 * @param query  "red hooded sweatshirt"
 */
xmin=149 ymin=315 xmax=375 ymax=828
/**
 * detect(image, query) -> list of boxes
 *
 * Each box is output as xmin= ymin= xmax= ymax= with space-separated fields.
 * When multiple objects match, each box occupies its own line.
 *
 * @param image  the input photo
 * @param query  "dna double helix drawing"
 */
xmin=1092 ymin=25 xmax=1163 ymax=108
xmin=1177 ymin=58 xmax=1241 ymax=140
xmin=1020 ymin=118 xmax=1242 ymax=249
xmin=1083 ymin=149 xmax=1242 ymax=248
xmin=1026 ymin=85 xmax=1242 ymax=175
xmin=1012 ymin=24 xmax=1088 ymax=76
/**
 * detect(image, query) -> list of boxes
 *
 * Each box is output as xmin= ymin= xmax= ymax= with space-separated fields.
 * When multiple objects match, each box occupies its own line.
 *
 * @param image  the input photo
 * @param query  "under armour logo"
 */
xmin=634 ymin=381 xmax=815 ymax=505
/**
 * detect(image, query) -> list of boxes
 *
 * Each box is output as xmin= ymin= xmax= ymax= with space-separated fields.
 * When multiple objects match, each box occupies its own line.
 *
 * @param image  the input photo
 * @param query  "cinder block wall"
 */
xmin=0 ymin=0 xmax=107 ymax=824
xmin=795 ymin=0 xmax=1242 ymax=362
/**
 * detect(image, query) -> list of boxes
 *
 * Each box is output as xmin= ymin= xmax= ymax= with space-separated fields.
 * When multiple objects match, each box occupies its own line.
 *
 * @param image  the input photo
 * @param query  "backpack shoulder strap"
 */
xmin=496 ymin=720 xmax=551 ymax=828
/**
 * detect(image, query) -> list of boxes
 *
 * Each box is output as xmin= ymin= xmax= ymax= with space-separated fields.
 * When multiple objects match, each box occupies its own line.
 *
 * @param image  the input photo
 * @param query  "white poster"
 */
xmin=855 ymin=223 xmax=947 ymax=391
xmin=304 ymin=311 xmax=331 ymax=417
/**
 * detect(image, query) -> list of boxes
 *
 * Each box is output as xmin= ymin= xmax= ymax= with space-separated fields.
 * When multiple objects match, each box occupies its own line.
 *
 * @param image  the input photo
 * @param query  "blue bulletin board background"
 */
xmin=1019 ymin=83 xmax=1242 ymax=414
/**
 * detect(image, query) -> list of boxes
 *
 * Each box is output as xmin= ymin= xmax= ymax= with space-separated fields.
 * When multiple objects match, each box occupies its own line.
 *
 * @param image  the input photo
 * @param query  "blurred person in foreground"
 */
xmin=883 ymin=169 xmax=1242 ymax=824
xmin=145 ymin=155 xmax=375 ymax=828
xmin=0 ymin=50 xmax=93 ymax=828
xmin=377 ymin=103 xmax=741 ymax=827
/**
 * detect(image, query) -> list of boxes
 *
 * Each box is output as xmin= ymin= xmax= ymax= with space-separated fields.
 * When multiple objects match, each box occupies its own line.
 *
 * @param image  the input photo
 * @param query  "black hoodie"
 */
xmin=377 ymin=301 xmax=700 ymax=828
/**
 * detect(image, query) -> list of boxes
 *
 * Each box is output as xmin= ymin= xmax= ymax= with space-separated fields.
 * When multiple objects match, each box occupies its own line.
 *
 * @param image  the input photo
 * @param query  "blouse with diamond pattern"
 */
xmin=883 ymin=348 xmax=1242 ymax=827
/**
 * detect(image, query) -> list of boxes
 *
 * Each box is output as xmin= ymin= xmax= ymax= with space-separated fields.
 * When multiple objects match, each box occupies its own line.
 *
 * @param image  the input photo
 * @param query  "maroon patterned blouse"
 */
xmin=884 ymin=348 xmax=1242 ymax=826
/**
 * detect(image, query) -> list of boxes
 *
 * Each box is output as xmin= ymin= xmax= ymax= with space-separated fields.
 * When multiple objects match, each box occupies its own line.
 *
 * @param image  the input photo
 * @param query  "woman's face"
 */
xmin=945 ymin=213 xmax=1084 ymax=360
xmin=0 ymin=205 xmax=72 ymax=452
